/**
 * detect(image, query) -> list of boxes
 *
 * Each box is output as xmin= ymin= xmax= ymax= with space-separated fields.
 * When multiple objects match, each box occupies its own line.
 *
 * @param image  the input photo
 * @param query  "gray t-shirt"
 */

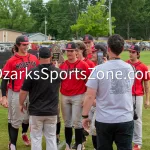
xmin=86 ymin=60 xmax=134 ymax=123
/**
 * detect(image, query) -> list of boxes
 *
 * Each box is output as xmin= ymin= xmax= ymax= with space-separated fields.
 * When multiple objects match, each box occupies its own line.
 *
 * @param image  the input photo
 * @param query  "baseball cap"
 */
xmin=83 ymin=34 xmax=93 ymax=42
xmin=16 ymin=35 xmax=30 ymax=44
xmin=65 ymin=42 xmax=77 ymax=50
xmin=92 ymin=44 xmax=107 ymax=53
xmin=129 ymin=45 xmax=140 ymax=52
xmin=39 ymin=47 xmax=51 ymax=58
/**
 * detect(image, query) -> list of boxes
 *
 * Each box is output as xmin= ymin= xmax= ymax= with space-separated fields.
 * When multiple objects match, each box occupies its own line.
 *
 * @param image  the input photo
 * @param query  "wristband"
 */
xmin=82 ymin=115 xmax=88 ymax=119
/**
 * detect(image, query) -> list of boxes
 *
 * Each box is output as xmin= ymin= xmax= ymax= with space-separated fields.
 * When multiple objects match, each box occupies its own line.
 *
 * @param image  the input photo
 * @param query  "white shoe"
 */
xmin=65 ymin=143 xmax=72 ymax=150
xmin=10 ymin=144 xmax=16 ymax=150
xmin=77 ymin=144 xmax=82 ymax=150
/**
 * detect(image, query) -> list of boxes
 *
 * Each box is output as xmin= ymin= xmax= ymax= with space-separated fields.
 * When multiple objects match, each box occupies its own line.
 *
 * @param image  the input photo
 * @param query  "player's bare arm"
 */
xmin=144 ymin=80 xmax=150 ymax=109
xmin=19 ymin=90 xmax=28 ymax=113
xmin=82 ymin=87 xmax=96 ymax=129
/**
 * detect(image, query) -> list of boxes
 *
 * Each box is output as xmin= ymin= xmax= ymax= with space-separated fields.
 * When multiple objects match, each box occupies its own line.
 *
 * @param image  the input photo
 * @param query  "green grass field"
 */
xmin=0 ymin=51 xmax=150 ymax=150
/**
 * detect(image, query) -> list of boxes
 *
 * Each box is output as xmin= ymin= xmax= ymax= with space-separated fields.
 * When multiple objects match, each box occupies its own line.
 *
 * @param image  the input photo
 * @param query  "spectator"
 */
xmin=82 ymin=34 xmax=135 ymax=150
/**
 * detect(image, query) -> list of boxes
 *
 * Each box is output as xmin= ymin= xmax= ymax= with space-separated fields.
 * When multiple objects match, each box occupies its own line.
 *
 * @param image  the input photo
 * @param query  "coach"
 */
xmin=19 ymin=47 xmax=61 ymax=150
xmin=82 ymin=34 xmax=135 ymax=150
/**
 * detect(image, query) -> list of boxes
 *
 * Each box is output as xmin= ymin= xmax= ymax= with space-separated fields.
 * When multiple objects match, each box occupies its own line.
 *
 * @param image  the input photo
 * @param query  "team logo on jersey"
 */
xmin=16 ymin=61 xmax=36 ymax=70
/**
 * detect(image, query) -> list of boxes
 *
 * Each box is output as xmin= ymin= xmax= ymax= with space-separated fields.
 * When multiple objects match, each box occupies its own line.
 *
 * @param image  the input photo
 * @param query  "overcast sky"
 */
xmin=43 ymin=0 xmax=49 ymax=2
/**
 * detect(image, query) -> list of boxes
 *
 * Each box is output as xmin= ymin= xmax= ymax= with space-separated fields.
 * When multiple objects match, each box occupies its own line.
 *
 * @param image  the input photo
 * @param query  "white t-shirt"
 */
xmin=86 ymin=60 xmax=134 ymax=123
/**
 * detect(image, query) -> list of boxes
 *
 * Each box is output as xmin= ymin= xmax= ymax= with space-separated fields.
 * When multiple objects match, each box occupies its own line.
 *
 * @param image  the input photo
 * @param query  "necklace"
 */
xmin=109 ymin=57 xmax=120 ymax=60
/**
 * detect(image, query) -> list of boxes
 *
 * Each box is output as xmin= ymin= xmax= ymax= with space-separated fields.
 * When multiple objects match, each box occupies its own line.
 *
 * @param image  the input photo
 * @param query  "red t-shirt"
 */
xmin=83 ymin=58 xmax=95 ymax=68
xmin=126 ymin=60 xmax=150 ymax=96
xmin=2 ymin=53 xmax=39 ymax=92
xmin=59 ymin=60 xmax=90 ymax=96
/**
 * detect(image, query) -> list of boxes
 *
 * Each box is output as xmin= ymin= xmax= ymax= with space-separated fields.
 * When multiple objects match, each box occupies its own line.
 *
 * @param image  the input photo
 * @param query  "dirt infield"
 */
xmin=148 ymin=65 xmax=150 ymax=70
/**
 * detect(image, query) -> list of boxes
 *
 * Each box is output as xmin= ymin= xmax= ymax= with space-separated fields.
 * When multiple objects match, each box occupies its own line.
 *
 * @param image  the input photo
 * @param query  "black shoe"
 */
xmin=83 ymin=129 xmax=89 ymax=136
xmin=57 ymin=137 xmax=60 ymax=145
xmin=82 ymin=135 xmax=87 ymax=143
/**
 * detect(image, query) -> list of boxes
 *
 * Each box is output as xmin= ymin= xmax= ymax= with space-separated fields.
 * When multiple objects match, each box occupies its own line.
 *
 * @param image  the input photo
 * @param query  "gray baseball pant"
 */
xmin=7 ymin=89 xmax=29 ymax=129
xmin=132 ymin=96 xmax=143 ymax=146
xmin=61 ymin=94 xmax=84 ymax=128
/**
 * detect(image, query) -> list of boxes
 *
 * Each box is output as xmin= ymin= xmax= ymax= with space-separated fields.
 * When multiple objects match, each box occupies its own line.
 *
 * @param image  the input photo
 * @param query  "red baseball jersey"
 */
xmin=87 ymin=53 xmax=92 ymax=59
xmin=2 ymin=53 xmax=39 ymax=92
xmin=83 ymin=58 xmax=95 ymax=68
xmin=59 ymin=60 xmax=90 ymax=96
xmin=126 ymin=60 xmax=150 ymax=96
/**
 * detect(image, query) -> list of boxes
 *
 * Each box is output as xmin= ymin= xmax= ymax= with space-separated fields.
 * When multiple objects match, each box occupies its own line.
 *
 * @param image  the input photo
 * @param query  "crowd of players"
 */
xmin=0 ymin=34 xmax=149 ymax=150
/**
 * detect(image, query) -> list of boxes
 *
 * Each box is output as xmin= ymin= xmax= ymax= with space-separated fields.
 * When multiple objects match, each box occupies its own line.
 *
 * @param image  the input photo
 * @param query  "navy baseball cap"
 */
xmin=16 ymin=35 xmax=30 ymax=44
xmin=92 ymin=44 xmax=107 ymax=55
xmin=39 ymin=47 xmax=51 ymax=58
xmin=129 ymin=45 xmax=140 ymax=52
xmin=65 ymin=42 xmax=77 ymax=50
xmin=83 ymin=34 xmax=93 ymax=42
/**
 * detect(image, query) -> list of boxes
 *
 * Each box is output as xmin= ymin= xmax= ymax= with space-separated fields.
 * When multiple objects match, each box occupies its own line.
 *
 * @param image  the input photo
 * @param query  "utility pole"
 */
xmin=101 ymin=0 xmax=112 ymax=36
xmin=45 ymin=16 xmax=47 ymax=40
xmin=109 ymin=0 xmax=112 ymax=36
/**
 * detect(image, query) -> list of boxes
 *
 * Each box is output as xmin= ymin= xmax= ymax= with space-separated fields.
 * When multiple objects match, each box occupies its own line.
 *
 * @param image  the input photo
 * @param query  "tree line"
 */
xmin=0 ymin=0 xmax=149 ymax=40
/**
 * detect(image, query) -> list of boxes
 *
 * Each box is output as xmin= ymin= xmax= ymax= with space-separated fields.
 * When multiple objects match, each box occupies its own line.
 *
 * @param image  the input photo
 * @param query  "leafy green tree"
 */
xmin=29 ymin=0 xmax=47 ymax=33
xmin=0 ymin=0 xmax=35 ymax=32
xmin=71 ymin=0 xmax=115 ymax=37
xmin=111 ymin=0 xmax=145 ymax=40
xmin=46 ymin=0 xmax=82 ymax=40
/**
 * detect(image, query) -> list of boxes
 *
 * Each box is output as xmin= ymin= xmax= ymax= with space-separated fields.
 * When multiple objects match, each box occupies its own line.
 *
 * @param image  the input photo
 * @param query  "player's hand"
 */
xmin=92 ymin=99 xmax=96 ymax=107
xmin=52 ymin=61 xmax=61 ymax=68
xmin=20 ymin=104 xmax=27 ymax=114
xmin=144 ymin=100 xmax=150 ymax=109
xmin=1 ymin=96 xmax=8 ymax=108
xmin=103 ymin=57 xmax=107 ymax=63
xmin=82 ymin=118 xmax=90 ymax=130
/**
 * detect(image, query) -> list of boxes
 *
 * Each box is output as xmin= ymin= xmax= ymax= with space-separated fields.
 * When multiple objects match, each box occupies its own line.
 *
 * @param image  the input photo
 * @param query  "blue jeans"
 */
xmin=95 ymin=120 xmax=134 ymax=150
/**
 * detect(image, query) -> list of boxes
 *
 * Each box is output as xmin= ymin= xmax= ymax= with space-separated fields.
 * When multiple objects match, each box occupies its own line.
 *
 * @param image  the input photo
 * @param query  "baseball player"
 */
xmin=83 ymin=34 xmax=94 ymax=59
xmin=76 ymin=41 xmax=95 ymax=68
xmin=1 ymin=35 xmax=39 ymax=150
xmin=91 ymin=44 xmax=108 ymax=65
xmin=127 ymin=45 xmax=150 ymax=150
xmin=70 ymin=41 xmax=95 ymax=149
xmin=60 ymin=42 xmax=90 ymax=150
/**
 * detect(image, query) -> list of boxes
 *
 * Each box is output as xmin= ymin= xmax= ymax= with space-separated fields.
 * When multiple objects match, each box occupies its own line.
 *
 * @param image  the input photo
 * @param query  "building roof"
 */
xmin=23 ymin=33 xmax=48 ymax=38
xmin=0 ymin=28 xmax=26 ymax=33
